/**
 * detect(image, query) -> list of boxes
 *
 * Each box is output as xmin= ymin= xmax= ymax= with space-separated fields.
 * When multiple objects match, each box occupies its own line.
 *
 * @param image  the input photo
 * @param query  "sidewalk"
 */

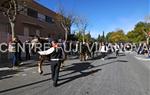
xmin=134 ymin=54 xmax=150 ymax=61
xmin=0 ymin=55 xmax=79 ymax=71
xmin=0 ymin=59 xmax=37 ymax=71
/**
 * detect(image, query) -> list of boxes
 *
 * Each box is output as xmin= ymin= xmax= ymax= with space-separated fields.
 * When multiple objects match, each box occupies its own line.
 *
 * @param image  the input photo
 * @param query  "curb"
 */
xmin=135 ymin=56 xmax=150 ymax=61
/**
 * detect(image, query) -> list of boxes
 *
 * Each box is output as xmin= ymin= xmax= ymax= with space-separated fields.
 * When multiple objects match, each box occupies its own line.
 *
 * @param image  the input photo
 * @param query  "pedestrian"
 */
xmin=50 ymin=40 xmax=65 ymax=87
xmin=114 ymin=43 xmax=120 ymax=56
xmin=80 ymin=42 xmax=88 ymax=61
xmin=25 ymin=40 xmax=31 ymax=60
xmin=9 ymin=37 xmax=19 ymax=68
xmin=16 ymin=37 xmax=23 ymax=61
xmin=100 ymin=42 xmax=108 ymax=60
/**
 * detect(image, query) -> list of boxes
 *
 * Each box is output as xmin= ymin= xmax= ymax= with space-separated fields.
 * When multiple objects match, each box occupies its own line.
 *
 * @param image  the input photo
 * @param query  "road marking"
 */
xmin=0 ymin=67 xmax=11 ymax=71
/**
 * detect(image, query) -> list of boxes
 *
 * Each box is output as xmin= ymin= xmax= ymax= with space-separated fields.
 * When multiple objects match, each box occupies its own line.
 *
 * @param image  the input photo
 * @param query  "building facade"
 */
xmin=0 ymin=0 xmax=65 ymax=42
xmin=0 ymin=0 xmax=66 ymax=62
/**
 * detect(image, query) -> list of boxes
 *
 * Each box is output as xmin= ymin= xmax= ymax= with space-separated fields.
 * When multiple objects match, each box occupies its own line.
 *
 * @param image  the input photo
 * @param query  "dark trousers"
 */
xmin=116 ymin=50 xmax=119 ymax=56
xmin=51 ymin=61 xmax=61 ymax=86
xmin=12 ymin=52 xmax=19 ymax=66
xmin=101 ymin=52 xmax=106 ymax=58
xmin=18 ymin=52 xmax=22 ymax=61
xmin=26 ymin=52 xmax=30 ymax=60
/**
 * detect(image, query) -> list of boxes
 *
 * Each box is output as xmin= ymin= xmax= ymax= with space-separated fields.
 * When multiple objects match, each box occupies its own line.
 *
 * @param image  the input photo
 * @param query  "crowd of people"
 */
xmin=7 ymin=35 xmax=150 ymax=87
xmin=8 ymin=35 xmax=150 ymax=67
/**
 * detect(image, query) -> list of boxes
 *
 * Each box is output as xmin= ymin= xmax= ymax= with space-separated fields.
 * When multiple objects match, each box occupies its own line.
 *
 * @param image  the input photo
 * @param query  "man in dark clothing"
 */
xmin=80 ymin=42 xmax=88 ymax=61
xmin=16 ymin=37 xmax=23 ymax=61
xmin=25 ymin=40 xmax=31 ymax=60
xmin=11 ymin=37 xmax=19 ymax=67
xmin=50 ymin=40 xmax=65 ymax=87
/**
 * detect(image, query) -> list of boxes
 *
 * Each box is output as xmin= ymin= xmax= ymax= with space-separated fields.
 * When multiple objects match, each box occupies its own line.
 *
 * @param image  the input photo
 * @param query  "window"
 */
xmin=27 ymin=8 xmax=38 ymax=18
xmin=18 ymin=5 xmax=27 ymax=15
xmin=38 ymin=13 xmax=45 ymax=21
xmin=45 ymin=16 xmax=54 ymax=24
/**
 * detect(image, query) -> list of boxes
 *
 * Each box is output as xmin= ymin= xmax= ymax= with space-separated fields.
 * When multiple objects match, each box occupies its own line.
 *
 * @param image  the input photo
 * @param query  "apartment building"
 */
xmin=0 ymin=0 xmax=66 ymax=62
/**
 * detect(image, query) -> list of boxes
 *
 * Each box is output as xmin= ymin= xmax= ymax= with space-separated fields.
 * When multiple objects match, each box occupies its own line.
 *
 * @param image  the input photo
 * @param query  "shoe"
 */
xmin=39 ymin=71 xmax=43 ymax=75
xmin=53 ymin=81 xmax=57 ymax=87
xmin=12 ymin=66 xmax=19 ymax=70
xmin=38 ymin=70 xmax=43 ymax=75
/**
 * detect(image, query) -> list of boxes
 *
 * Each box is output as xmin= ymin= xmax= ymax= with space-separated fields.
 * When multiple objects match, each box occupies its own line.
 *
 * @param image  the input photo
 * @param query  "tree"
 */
xmin=75 ymin=32 xmax=83 ymax=41
xmin=126 ymin=31 xmax=136 ymax=42
xmin=75 ymin=16 xmax=88 ymax=42
xmin=102 ymin=31 xmax=105 ymax=42
xmin=107 ymin=30 xmax=128 ymax=43
xmin=55 ymin=1 xmax=76 ymax=41
xmin=127 ymin=22 xmax=150 ymax=44
xmin=0 ymin=0 xmax=27 ymax=39
xmin=97 ymin=34 xmax=103 ymax=42
xmin=144 ymin=16 xmax=150 ymax=45
xmin=84 ymin=32 xmax=91 ymax=42
xmin=106 ymin=32 xmax=113 ymax=42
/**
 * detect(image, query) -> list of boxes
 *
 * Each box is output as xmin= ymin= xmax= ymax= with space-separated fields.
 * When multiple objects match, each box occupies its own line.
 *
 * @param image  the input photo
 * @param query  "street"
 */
xmin=0 ymin=53 xmax=150 ymax=95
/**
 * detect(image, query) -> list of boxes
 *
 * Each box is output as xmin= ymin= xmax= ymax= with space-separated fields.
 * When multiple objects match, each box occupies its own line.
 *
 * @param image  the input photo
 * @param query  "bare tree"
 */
xmin=75 ymin=16 xmax=88 ymax=42
xmin=0 ymin=0 xmax=27 ymax=39
xmin=54 ymin=1 xmax=77 ymax=41
xmin=144 ymin=15 xmax=150 ymax=45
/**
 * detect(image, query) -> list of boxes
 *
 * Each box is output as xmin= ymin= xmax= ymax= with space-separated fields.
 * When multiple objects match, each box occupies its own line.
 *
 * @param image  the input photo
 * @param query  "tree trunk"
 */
xmin=10 ymin=22 xmax=15 ymax=40
xmin=147 ymin=37 xmax=149 ymax=45
xmin=83 ymin=31 xmax=85 ymax=42
xmin=65 ymin=31 xmax=68 ymax=41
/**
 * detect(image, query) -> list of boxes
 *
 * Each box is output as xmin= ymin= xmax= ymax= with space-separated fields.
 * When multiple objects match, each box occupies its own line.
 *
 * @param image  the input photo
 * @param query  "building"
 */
xmin=0 ymin=0 xmax=66 ymax=62
xmin=0 ymin=0 xmax=66 ymax=42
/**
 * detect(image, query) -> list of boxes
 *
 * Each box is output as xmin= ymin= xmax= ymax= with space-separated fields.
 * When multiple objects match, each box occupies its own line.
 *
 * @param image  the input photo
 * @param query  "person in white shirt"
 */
xmin=114 ymin=43 xmax=120 ymax=56
xmin=100 ymin=42 xmax=108 ymax=60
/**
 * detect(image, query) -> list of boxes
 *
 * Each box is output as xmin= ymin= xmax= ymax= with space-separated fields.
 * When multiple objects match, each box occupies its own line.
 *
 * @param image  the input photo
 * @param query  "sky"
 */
xmin=36 ymin=0 xmax=149 ymax=38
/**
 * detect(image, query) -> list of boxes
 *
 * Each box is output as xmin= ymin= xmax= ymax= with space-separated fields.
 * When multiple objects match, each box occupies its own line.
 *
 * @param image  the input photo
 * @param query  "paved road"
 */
xmin=0 ymin=53 xmax=149 ymax=95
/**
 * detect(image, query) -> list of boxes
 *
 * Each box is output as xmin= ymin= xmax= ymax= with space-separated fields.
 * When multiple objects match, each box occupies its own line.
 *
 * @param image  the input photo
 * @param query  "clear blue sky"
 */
xmin=36 ymin=0 xmax=149 ymax=38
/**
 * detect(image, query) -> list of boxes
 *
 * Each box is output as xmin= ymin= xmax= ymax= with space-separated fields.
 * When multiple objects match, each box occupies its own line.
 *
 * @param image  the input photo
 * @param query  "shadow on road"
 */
xmin=57 ymin=62 xmax=101 ymax=86
xmin=60 ymin=62 xmax=95 ymax=77
xmin=0 ymin=70 xmax=22 ymax=80
xmin=0 ymin=78 xmax=51 ymax=94
xmin=58 ymin=69 xmax=101 ymax=86
xmin=57 ymin=57 xmax=128 ymax=86
xmin=95 ymin=59 xmax=128 ymax=68
xmin=106 ymin=56 xmax=117 ymax=59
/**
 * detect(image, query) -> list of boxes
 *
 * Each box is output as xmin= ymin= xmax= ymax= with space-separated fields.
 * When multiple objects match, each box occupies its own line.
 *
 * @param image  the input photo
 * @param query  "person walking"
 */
xmin=100 ymin=42 xmax=108 ymax=60
xmin=80 ymin=42 xmax=88 ymax=61
xmin=9 ymin=37 xmax=19 ymax=68
xmin=16 ymin=37 xmax=23 ymax=62
xmin=114 ymin=43 xmax=120 ymax=56
xmin=50 ymin=40 xmax=65 ymax=87
xmin=25 ymin=40 xmax=31 ymax=60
